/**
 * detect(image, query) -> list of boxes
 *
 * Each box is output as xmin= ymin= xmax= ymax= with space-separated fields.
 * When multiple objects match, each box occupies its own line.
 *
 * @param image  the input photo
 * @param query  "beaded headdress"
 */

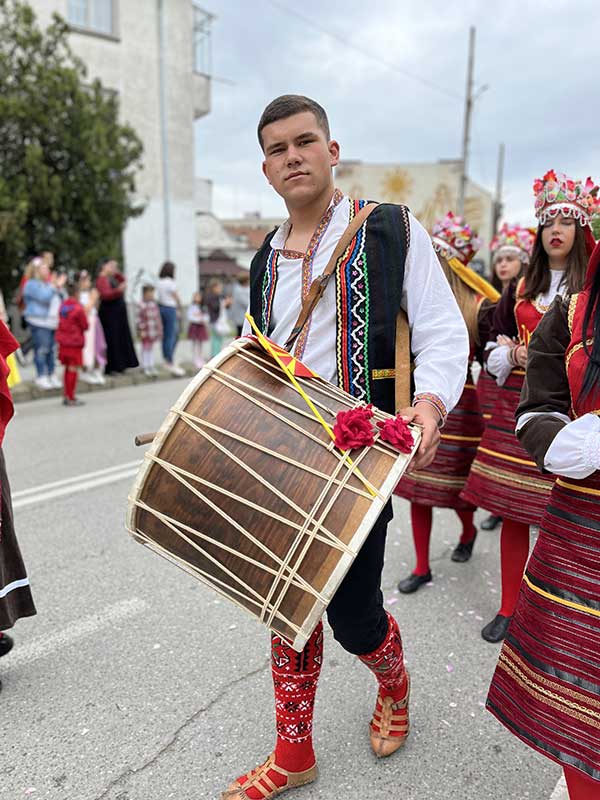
xmin=490 ymin=224 xmax=536 ymax=263
xmin=431 ymin=212 xmax=482 ymax=266
xmin=533 ymin=170 xmax=600 ymax=228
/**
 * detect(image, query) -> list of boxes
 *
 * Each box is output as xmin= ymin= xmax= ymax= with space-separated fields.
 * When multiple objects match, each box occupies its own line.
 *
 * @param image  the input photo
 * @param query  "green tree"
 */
xmin=0 ymin=0 xmax=144 ymax=293
xmin=591 ymin=215 xmax=600 ymax=242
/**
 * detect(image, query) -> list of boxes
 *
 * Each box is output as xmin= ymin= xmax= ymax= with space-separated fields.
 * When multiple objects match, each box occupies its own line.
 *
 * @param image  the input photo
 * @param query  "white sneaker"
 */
xmin=48 ymin=373 xmax=62 ymax=389
xmin=92 ymin=369 xmax=106 ymax=385
xmin=169 ymin=364 xmax=186 ymax=377
xmin=80 ymin=371 xmax=96 ymax=384
xmin=34 ymin=375 xmax=52 ymax=390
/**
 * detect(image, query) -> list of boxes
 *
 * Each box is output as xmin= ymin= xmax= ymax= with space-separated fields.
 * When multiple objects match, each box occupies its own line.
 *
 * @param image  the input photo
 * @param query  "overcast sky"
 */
xmin=195 ymin=0 xmax=600 ymax=228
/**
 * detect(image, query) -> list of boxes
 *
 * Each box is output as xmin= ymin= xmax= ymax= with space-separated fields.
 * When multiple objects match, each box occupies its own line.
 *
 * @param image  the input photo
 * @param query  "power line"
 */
xmin=264 ymin=0 xmax=461 ymax=101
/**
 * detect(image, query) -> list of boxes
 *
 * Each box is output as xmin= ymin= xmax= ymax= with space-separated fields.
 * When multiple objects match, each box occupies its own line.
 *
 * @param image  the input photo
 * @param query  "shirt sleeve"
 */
xmin=486 ymin=342 xmax=514 ymax=385
xmin=402 ymin=213 xmax=469 ymax=420
xmin=543 ymin=414 xmax=600 ymax=479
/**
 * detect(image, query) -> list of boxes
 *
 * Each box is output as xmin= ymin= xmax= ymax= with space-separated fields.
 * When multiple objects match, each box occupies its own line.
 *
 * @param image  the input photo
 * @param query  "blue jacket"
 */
xmin=23 ymin=279 xmax=58 ymax=320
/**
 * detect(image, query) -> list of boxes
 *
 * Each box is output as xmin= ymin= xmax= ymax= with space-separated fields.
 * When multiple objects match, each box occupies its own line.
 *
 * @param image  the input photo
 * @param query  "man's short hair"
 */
xmin=257 ymin=95 xmax=330 ymax=150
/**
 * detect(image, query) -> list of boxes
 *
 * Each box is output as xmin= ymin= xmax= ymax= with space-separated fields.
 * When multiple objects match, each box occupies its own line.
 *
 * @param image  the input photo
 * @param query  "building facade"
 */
xmin=29 ymin=0 xmax=212 ymax=301
xmin=335 ymin=159 xmax=494 ymax=267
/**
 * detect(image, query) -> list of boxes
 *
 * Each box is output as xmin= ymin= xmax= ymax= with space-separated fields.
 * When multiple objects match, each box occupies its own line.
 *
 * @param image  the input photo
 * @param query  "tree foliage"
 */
xmin=591 ymin=215 xmax=600 ymax=242
xmin=0 ymin=0 xmax=144 ymax=293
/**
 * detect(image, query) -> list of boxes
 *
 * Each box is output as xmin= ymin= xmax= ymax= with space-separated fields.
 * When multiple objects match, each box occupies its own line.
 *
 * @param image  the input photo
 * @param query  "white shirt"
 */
xmin=157 ymin=277 xmax=178 ymax=307
xmin=242 ymin=195 xmax=468 ymax=416
xmin=487 ymin=269 xmax=566 ymax=386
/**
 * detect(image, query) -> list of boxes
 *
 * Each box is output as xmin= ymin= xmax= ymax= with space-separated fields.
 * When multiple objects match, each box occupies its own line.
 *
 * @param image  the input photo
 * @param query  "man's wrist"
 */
xmin=412 ymin=393 xmax=447 ymax=427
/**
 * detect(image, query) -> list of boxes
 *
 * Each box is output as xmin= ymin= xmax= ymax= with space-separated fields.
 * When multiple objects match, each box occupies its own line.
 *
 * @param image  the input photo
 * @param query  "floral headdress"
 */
xmin=431 ymin=212 xmax=499 ymax=302
xmin=533 ymin=170 xmax=600 ymax=228
xmin=431 ymin=212 xmax=482 ymax=266
xmin=490 ymin=223 xmax=536 ymax=263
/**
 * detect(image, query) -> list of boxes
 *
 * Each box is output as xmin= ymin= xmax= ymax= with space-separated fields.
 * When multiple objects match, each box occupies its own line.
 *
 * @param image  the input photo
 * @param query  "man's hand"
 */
xmin=398 ymin=402 xmax=442 ymax=471
xmin=515 ymin=344 xmax=528 ymax=368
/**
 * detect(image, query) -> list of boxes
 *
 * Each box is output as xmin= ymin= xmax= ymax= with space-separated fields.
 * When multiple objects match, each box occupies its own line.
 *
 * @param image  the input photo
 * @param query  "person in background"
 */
xmin=187 ymin=291 xmax=209 ymax=369
xmin=205 ymin=278 xmax=232 ymax=357
xmin=136 ymin=284 xmax=163 ymax=378
xmin=56 ymin=281 xmax=88 ymax=407
xmin=0 ymin=320 xmax=36 ymax=691
xmin=230 ymin=272 xmax=250 ymax=336
xmin=78 ymin=270 xmax=106 ymax=385
xmin=23 ymin=257 xmax=65 ymax=389
xmin=156 ymin=262 xmax=184 ymax=377
xmin=96 ymin=259 xmax=138 ymax=375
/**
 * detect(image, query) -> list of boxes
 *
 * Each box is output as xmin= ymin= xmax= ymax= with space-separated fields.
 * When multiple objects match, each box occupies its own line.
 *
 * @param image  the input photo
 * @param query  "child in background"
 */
xmin=136 ymin=285 xmax=163 ymax=377
xmin=56 ymin=282 xmax=88 ymax=407
xmin=78 ymin=270 xmax=107 ymax=385
xmin=187 ymin=291 xmax=209 ymax=369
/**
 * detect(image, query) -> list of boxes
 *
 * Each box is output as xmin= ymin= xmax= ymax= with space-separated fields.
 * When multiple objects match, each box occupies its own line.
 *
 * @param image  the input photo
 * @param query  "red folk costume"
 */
xmin=396 ymin=213 xmax=500 ymax=589
xmin=487 ymin=240 xmax=600 ymax=795
xmin=461 ymin=172 xmax=597 ymax=643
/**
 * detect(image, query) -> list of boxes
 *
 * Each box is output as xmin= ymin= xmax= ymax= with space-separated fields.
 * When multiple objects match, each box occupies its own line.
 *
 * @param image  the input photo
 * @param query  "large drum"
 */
xmin=127 ymin=338 xmax=418 ymax=651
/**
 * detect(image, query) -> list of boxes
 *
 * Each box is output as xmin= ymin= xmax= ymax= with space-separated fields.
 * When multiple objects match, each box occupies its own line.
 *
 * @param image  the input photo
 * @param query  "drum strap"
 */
xmin=284 ymin=201 xmax=412 ymax=412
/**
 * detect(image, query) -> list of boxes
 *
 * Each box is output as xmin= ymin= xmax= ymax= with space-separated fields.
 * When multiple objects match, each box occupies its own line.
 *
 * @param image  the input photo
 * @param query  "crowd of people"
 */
xmin=9 ymin=255 xmax=249 ymax=404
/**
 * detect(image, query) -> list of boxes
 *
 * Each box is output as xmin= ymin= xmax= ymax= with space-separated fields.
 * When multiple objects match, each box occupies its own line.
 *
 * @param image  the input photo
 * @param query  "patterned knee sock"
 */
xmin=358 ymin=612 xmax=407 ymax=702
xmin=456 ymin=509 xmax=476 ymax=544
xmin=238 ymin=623 xmax=322 ymax=798
xmin=498 ymin=518 xmax=530 ymax=617
xmin=411 ymin=503 xmax=433 ymax=576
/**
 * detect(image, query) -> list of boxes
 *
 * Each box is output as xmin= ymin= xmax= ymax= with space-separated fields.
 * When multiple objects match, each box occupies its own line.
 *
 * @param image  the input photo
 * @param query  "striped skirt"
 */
xmin=460 ymin=370 xmax=555 ymax=524
xmin=487 ymin=470 xmax=600 ymax=781
xmin=477 ymin=370 xmax=497 ymax=423
xmin=395 ymin=375 xmax=483 ymax=509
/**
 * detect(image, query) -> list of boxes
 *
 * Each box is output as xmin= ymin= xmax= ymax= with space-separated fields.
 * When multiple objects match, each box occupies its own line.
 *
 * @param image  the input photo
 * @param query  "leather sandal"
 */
xmin=369 ymin=674 xmax=410 ymax=758
xmin=221 ymin=753 xmax=317 ymax=799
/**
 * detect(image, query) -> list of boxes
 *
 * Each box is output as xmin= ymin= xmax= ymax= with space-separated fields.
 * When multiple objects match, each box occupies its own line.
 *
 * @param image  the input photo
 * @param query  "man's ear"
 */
xmin=328 ymin=139 xmax=340 ymax=168
xmin=262 ymin=160 xmax=271 ymax=185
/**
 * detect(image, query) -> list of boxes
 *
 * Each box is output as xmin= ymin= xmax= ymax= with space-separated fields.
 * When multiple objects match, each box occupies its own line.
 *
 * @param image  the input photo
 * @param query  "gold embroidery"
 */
xmin=567 ymin=293 xmax=580 ymax=335
xmin=523 ymin=575 xmax=600 ymax=620
xmin=441 ymin=433 xmax=482 ymax=442
xmin=556 ymin=478 xmax=600 ymax=497
xmin=407 ymin=473 xmax=467 ymax=488
xmin=477 ymin=446 xmax=536 ymax=467
xmin=565 ymin=339 xmax=594 ymax=371
xmin=471 ymin=462 xmax=551 ymax=493
xmin=372 ymin=368 xmax=395 ymax=380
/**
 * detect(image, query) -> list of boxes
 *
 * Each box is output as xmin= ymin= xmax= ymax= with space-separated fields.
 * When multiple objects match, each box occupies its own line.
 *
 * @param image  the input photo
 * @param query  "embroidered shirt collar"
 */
xmin=270 ymin=189 xmax=345 ymax=251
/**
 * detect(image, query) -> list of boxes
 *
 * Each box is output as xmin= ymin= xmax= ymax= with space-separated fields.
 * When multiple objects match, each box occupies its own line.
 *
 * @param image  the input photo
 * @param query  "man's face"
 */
xmin=261 ymin=111 xmax=340 ymax=207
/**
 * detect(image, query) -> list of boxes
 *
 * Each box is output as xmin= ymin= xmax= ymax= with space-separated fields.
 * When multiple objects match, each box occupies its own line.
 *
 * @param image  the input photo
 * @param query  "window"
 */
xmin=193 ymin=4 xmax=214 ymax=75
xmin=67 ymin=0 xmax=115 ymax=37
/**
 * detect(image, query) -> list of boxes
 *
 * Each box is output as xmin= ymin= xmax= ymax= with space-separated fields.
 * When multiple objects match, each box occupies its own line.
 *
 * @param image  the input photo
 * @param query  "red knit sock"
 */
xmin=237 ymin=623 xmax=322 ymax=798
xmin=564 ymin=766 xmax=600 ymax=799
xmin=69 ymin=370 xmax=78 ymax=399
xmin=63 ymin=368 xmax=71 ymax=399
xmin=359 ymin=612 xmax=407 ymax=703
xmin=64 ymin=369 xmax=77 ymax=400
xmin=498 ymin=518 xmax=530 ymax=617
xmin=411 ymin=503 xmax=432 ymax=576
xmin=456 ymin=510 xmax=476 ymax=545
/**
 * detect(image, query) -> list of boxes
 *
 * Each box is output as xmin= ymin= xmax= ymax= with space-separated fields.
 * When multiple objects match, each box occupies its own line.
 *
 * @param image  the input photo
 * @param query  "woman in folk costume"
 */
xmin=0 ymin=321 xmax=36 ymax=690
xmin=223 ymin=95 xmax=469 ymax=799
xmin=478 ymin=225 xmax=534 ymax=532
xmin=396 ymin=212 xmax=499 ymax=594
xmin=461 ymin=171 xmax=597 ymax=643
xmin=487 ymin=237 xmax=600 ymax=799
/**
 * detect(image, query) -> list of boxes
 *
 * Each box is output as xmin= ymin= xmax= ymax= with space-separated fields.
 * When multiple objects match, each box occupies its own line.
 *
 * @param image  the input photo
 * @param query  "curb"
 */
xmin=11 ymin=363 xmax=198 ymax=404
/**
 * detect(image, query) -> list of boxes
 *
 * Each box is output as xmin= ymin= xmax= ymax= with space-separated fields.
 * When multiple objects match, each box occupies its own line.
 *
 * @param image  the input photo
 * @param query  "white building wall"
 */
xmin=29 ymin=0 xmax=210 ymax=301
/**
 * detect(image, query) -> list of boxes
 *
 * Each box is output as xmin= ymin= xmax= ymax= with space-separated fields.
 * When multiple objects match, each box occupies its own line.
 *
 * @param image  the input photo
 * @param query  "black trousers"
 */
xmin=325 ymin=501 xmax=393 ymax=656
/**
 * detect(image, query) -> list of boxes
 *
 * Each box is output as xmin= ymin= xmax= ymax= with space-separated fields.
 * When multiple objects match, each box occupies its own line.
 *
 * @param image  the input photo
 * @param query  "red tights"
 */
xmin=564 ymin=766 xmax=600 ymax=799
xmin=63 ymin=367 xmax=78 ymax=400
xmin=411 ymin=503 xmax=476 ymax=576
xmin=498 ymin=518 xmax=530 ymax=617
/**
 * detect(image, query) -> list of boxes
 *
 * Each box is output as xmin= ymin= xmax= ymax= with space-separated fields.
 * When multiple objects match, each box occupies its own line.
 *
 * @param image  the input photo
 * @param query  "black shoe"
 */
xmin=63 ymin=398 xmax=85 ymax=407
xmin=451 ymin=530 xmax=477 ymax=563
xmin=480 ymin=515 xmax=502 ymax=531
xmin=0 ymin=634 xmax=14 ymax=657
xmin=481 ymin=614 xmax=511 ymax=643
xmin=397 ymin=571 xmax=432 ymax=594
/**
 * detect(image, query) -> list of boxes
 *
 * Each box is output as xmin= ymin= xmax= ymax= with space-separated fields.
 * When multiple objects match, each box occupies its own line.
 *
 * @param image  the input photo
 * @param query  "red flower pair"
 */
xmin=332 ymin=404 xmax=413 ymax=454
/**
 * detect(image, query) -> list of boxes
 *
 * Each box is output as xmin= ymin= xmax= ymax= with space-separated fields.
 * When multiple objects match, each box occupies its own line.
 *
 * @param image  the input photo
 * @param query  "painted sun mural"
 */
xmin=380 ymin=169 xmax=414 ymax=203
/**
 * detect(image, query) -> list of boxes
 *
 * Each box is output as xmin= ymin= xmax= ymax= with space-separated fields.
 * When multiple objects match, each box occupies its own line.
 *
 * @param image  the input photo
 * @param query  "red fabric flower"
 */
xmin=376 ymin=416 xmax=414 ymax=453
xmin=333 ymin=404 xmax=375 ymax=450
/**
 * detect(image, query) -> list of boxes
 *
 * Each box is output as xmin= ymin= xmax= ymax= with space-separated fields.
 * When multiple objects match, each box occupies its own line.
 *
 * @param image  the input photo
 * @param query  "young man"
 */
xmin=225 ymin=95 xmax=468 ymax=799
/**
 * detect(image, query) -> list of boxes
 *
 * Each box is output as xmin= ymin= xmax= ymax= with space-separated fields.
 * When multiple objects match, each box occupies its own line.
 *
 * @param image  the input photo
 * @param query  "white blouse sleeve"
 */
xmin=544 ymin=413 xmax=600 ymax=479
xmin=402 ymin=213 xmax=469 ymax=419
xmin=485 ymin=341 xmax=514 ymax=386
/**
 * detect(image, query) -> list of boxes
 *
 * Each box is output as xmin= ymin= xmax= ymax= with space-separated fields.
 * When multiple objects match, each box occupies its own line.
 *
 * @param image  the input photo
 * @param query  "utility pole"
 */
xmin=493 ymin=142 xmax=505 ymax=234
xmin=458 ymin=26 xmax=476 ymax=217
xmin=157 ymin=0 xmax=171 ymax=260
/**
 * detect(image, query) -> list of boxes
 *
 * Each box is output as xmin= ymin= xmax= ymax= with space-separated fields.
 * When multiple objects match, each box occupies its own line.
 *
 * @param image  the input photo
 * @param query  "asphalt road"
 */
xmin=0 ymin=380 xmax=563 ymax=800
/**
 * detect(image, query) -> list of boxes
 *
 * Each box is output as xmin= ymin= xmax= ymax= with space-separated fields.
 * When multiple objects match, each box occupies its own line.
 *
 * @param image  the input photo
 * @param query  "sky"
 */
xmin=195 ymin=0 xmax=600 ymax=228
